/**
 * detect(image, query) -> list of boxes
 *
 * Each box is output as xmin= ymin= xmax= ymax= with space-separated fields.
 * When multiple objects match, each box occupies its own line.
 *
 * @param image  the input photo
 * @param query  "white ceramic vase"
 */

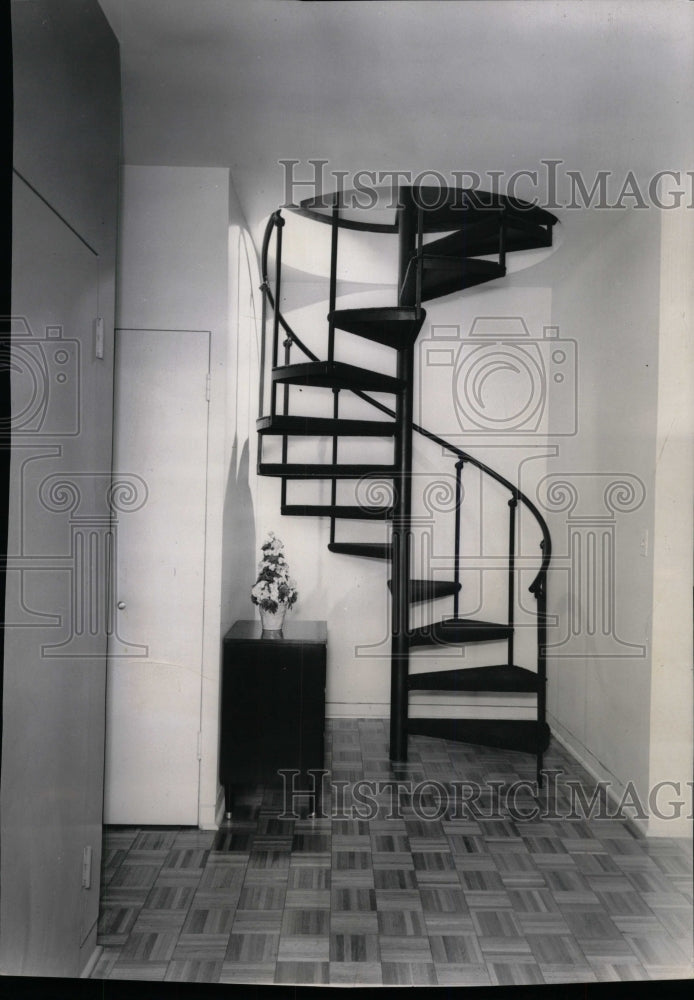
xmin=260 ymin=606 xmax=286 ymax=631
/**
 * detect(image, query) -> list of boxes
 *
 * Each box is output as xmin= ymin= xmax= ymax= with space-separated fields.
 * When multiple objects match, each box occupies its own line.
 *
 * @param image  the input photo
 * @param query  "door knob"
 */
xmin=117 ymin=601 xmax=126 ymax=610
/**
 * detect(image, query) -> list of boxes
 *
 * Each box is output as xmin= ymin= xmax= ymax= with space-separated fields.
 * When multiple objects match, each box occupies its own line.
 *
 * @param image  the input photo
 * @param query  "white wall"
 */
xmin=220 ymin=182 xmax=262 ymax=640
xmin=543 ymin=207 xmax=663 ymax=830
xmin=116 ymin=165 xmax=229 ymax=829
xmin=648 ymin=206 xmax=694 ymax=836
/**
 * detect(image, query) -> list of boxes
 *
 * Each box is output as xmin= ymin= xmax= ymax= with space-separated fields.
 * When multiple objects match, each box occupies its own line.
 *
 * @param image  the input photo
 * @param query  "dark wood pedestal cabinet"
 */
xmin=220 ymin=620 xmax=327 ymax=816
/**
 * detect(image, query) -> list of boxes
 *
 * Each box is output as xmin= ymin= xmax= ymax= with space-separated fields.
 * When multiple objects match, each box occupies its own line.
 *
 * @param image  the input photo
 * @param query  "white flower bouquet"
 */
xmin=250 ymin=532 xmax=298 ymax=615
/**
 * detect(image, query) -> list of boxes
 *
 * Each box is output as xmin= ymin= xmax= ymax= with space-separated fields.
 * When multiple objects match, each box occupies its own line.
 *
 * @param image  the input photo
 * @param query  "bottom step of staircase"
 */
xmin=407 ymin=718 xmax=550 ymax=755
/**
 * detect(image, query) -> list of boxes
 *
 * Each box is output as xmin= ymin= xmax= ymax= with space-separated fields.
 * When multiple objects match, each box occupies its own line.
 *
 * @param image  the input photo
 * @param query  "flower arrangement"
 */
xmin=251 ymin=532 xmax=298 ymax=615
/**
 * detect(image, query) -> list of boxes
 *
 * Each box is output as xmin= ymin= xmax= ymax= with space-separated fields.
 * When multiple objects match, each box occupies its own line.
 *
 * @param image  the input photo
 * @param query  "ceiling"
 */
xmin=98 ymin=0 xmax=693 ymax=260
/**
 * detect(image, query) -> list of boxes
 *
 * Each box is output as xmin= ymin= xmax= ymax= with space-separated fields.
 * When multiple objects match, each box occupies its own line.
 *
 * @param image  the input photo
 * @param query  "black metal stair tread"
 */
xmin=407 ymin=718 xmax=550 ymax=754
xmin=401 ymin=257 xmax=505 ymax=303
xmin=407 ymin=192 xmax=558 ymax=234
xmin=328 ymin=541 xmax=393 ymax=559
xmin=282 ymin=504 xmax=393 ymax=520
xmin=387 ymin=579 xmax=461 ymax=605
xmin=258 ymin=463 xmax=398 ymax=479
xmin=424 ymin=220 xmax=553 ymax=260
xmin=257 ymin=415 xmax=397 ymax=437
xmin=272 ymin=360 xmax=403 ymax=393
xmin=408 ymin=663 xmax=540 ymax=692
xmin=329 ymin=307 xmax=426 ymax=349
xmin=294 ymin=188 xmax=558 ymax=234
xmin=408 ymin=617 xmax=512 ymax=647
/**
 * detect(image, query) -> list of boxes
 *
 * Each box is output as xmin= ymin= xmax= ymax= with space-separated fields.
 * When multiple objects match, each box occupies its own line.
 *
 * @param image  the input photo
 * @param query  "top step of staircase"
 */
xmin=290 ymin=187 xmax=558 ymax=235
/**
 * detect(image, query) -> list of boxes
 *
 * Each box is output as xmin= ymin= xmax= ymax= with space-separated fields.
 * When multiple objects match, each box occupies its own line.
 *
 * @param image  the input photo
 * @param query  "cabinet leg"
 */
xmin=224 ymin=782 xmax=233 ymax=819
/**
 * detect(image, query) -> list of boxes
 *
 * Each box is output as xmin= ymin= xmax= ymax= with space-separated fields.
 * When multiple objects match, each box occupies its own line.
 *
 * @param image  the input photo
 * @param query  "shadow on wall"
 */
xmin=221 ymin=435 xmax=256 ymax=633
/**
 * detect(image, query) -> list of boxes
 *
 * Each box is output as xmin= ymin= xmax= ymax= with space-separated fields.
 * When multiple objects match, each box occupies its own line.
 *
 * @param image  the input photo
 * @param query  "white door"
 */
xmin=104 ymin=328 xmax=210 ymax=824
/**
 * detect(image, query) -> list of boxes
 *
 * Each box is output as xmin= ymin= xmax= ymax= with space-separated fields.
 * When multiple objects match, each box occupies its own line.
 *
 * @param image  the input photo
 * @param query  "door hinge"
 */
xmin=197 ymin=731 xmax=203 ymax=760
xmin=205 ymin=373 xmax=211 ymax=401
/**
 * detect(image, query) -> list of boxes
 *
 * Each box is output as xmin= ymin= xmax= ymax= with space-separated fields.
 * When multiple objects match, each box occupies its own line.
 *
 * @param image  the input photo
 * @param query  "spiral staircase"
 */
xmin=256 ymin=185 xmax=557 ymax=784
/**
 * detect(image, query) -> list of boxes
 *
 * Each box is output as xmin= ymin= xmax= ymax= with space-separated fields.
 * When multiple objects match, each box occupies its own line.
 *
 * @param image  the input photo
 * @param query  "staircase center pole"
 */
xmin=389 ymin=187 xmax=417 ymax=763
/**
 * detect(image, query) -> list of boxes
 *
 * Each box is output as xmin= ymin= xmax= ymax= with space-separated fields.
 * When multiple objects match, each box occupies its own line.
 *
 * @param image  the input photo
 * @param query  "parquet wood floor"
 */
xmin=93 ymin=720 xmax=692 ymax=985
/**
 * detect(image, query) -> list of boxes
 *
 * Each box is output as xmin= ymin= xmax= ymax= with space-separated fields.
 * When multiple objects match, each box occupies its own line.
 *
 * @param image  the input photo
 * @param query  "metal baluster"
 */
xmin=508 ymin=496 xmax=518 ymax=666
xmin=270 ymin=213 xmax=285 ymax=417
xmin=281 ymin=334 xmax=291 ymax=509
xmin=536 ymin=544 xmax=547 ymax=788
xmin=328 ymin=192 xmax=340 ymax=535
xmin=498 ymin=206 xmax=507 ymax=272
xmin=415 ymin=202 xmax=424 ymax=318
xmin=330 ymin=388 xmax=339 ymax=545
xmin=453 ymin=459 xmax=464 ymax=620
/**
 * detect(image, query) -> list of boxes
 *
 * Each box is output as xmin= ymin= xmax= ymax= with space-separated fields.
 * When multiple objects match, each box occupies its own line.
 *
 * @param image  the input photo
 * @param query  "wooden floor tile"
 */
xmin=329 ymin=960 xmax=383 ymax=984
xmin=96 ymin=720 xmax=691 ymax=988
xmin=527 ymin=931 xmax=587 ymax=965
xmin=219 ymin=961 xmax=275 ymax=983
xmin=381 ymin=960 xmax=437 ymax=985
xmin=423 ymin=913 xmax=475 ymax=935
xmin=419 ymin=886 xmax=468 ymax=914
xmin=486 ymin=957 xmax=544 ymax=985
xmin=329 ymin=932 xmax=379 ymax=962
xmin=379 ymin=935 xmax=433 ymax=963
xmin=97 ymin=904 xmax=140 ymax=946
xmin=231 ymin=908 xmax=284 ymax=933
xmin=182 ymin=905 xmax=236 ymax=935
xmin=373 ymin=868 xmax=417 ymax=890
xmin=237 ymin=885 xmax=286 ymax=910
xmin=225 ymin=931 xmax=279 ymax=963
xmin=110 ymin=863 xmax=162 ymax=889
xmin=172 ymin=937 xmax=229 ymax=960
xmin=587 ymin=957 xmax=649 ymax=981
xmin=428 ymin=932 xmax=483 ymax=964
xmin=331 ymin=886 xmax=376 ymax=911
xmin=286 ymin=866 xmax=330 ymax=890
xmin=109 ymin=960 xmax=169 ymax=980
xmin=119 ymin=929 xmax=179 ymax=962
xmin=145 ymin=884 xmax=197 ymax=912
xmin=131 ymin=830 xmax=178 ymax=851
xmin=435 ymin=962 xmax=491 ymax=986
xmin=274 ymin=960 xmax=330 ymax=983
xmin=132 ymin=910 xmax=186 ymax=933
xmin=540 ymin=963 xmax=597 ymax=983
xmin=165 ymin=959 xmax=222 ymax=982
xmin=277 ymin=935 xmax=330 ymax=962
xmin=377 ymin=909 xmax=427 ymax=936
xmin=330 ymin=912 xmax=379 ymax=935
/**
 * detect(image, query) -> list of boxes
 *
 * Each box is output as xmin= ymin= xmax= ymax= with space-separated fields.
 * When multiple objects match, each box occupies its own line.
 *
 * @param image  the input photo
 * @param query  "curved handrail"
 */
xmin=260 ymin=211 xmax=551 ymax=596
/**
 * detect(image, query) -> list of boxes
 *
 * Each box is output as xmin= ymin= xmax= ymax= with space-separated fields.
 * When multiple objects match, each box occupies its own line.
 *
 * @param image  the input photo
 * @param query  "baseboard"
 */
xmin=79 ymin=943 xmax=102 ymax=979
xmin=198 ymin=784 xmax=225 ymax=830
xmin=549 ymin=715 xmax=649 ymax=838
xmin=214 ymin=783 xmax=226 ymax=829
xmin=327 ymin=700 xmax=535 ymax=720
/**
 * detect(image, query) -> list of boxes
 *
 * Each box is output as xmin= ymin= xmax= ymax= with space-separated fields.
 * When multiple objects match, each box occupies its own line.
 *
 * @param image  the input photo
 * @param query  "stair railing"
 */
xmin=258 ymin=209 xmax=551 ymax=655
